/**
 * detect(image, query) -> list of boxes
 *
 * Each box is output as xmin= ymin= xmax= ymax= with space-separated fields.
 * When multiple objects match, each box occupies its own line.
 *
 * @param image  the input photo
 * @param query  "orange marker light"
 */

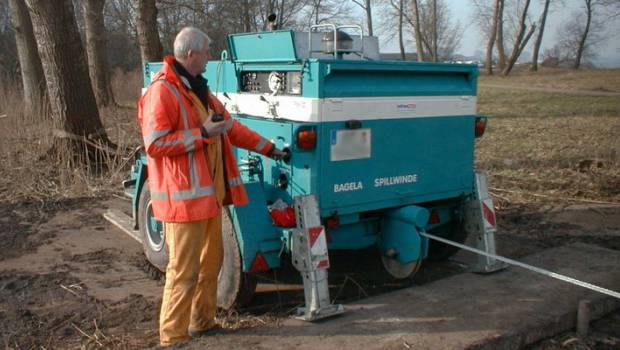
xmin=297 ymin=128 xmax=317 ymax=150
xmin=475 ymin=117 xmax=487 ymax=138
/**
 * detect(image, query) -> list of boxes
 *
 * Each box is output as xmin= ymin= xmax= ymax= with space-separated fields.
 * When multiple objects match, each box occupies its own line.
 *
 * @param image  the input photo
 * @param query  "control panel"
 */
xmin=240 ymin=71 xmax=302 ymax=95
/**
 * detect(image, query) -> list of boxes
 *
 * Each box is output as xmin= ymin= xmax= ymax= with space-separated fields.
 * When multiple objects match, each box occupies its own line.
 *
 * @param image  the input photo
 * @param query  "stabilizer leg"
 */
xmin=291 ymin=195 xmax=344 ymax=321
xmin=465 ymin=172 xmax=508 ymax=273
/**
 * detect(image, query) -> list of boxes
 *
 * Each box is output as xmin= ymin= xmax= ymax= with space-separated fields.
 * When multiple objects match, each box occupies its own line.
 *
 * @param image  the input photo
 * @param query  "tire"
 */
xmin=138 ymin=183 xmax=256 ymax=309
xmin=217 ymin=209 xmax=257 ymax=309
xmin=138 ymin=183 xmax=168 ymax=271
xmin=426 ymin=218 xmax=469 ymax=261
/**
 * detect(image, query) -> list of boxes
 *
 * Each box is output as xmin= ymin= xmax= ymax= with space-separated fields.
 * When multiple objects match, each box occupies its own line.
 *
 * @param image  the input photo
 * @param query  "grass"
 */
xmin=478 ymin=89 xmax=620 ymax=118
xmin=476 ymin=68 xmax=620 ymax=206
xmin=0 ymin=70 xmax=143 ymax=203
xmin=481 ymin=67 xmax=620 ymax=92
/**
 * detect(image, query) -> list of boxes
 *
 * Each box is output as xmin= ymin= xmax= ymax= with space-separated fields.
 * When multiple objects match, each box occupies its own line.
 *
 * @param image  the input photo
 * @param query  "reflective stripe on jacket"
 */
xmin=138 ymin=55 xmax=274 ymax=222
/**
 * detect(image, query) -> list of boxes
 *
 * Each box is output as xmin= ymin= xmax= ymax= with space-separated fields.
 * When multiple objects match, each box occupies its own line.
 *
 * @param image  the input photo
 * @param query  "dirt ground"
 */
xmin=1 ymin=197 xmax=619 ymax=349
xmin=1 ymin=68 xmax=619 ymax=349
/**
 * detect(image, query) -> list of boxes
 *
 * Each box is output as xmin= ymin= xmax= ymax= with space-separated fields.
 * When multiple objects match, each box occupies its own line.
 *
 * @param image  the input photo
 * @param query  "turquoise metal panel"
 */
xmin=320 ymin=61 xmax=477 ymax=98
xmin=143 ymin=62 xmax=163 ymax=86
xmin=232 ymin=116 xmax=295 ymax=203
xmin=300 ymin=60 xmax=322 ymax=98
xmin=131 ymin=154 xmax=147 ymax=227
xmin=227 ymin=30 xmax=299 ymax=63
xmin=229 ymin=181 xmax=280 ymax=271
xmin=319 ymin=190 xmax=471 ymax=218
xmin=205 ymin=60 xmax=239 ymax=93
xmin=318 ymin=116 xmax=475 ymax=216
xmin=326 ymin=220 xmax=378 ymax=250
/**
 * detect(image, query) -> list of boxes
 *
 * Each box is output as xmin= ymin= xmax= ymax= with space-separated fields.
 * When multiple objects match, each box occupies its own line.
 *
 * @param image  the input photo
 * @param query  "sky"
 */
xmin=376 ymin=0 xmax=620 ymax=67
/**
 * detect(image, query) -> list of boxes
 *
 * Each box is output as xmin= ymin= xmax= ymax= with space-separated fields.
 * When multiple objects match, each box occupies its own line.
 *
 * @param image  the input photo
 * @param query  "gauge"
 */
xmin=287 ymin=72 xmax=301 ymax=94
xmin=268 ymin=71 xmax=284 ymax=93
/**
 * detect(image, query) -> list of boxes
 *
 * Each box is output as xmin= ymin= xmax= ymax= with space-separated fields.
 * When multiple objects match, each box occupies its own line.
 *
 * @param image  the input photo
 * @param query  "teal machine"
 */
xmin=124 ymin=25 xmax=498 ymax=319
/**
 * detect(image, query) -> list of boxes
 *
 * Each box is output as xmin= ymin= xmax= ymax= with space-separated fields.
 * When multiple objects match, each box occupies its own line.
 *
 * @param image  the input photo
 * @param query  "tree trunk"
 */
xmin=365 ymin=0 xmax=373 ymax=36
xmin=412 ymin=0 xmax=424 ymax=61
xmin=502 ymin=24 xmax=536 ymax=75
xmin=530 ymin=0 xmax=551 ymax=71
xmin=8 ymin=0 xmax=46 ymax=115
xmin=398 ymin=0 xmax=405 ymax=60
xmin=136 ymin=0 xmax=163 ymax=69
xmin=83 ymin=0 xmax=113 ymax=107
xmin=314 ymin=0 xmax=321 ymax=24
xmin=25 ymin=0 xmax=111 ymax=162
xmin=495 ymin=0 xmax=506 ymax=69
xmin=486 ymin=0 xmax=501 ymax=75
xmin=242 ymin=0 xmax=251 ymax=32
xmin=502 ymin=0 xmax=535 ymax=76
xmin=574 ymin=0 xmax=592 ymax=69
xmin=431 ymin=0 xmax=438 ymax=62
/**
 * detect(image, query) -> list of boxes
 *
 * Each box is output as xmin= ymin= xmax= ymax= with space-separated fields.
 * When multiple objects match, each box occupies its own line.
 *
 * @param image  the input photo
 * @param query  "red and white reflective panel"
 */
xmin=482 ymin=199 xmax=496 ymax=229
xmin=308 ymin=226 xmax=330 ymax=269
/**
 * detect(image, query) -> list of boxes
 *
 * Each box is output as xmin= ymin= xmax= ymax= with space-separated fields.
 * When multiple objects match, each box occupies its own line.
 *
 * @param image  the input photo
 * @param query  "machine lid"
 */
xmin=227 ymin=30 xmax=298 ymax=63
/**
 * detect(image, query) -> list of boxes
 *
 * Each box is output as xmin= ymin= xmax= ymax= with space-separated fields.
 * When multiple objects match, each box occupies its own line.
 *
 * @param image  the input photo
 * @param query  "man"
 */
xmin=138 ymin=27 xmax=286 ymax=346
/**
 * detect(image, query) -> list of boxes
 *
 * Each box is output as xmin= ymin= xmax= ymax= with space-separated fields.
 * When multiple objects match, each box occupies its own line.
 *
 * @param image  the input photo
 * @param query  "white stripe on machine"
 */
xmin=217 ymin=93 xmax=477 ymax=122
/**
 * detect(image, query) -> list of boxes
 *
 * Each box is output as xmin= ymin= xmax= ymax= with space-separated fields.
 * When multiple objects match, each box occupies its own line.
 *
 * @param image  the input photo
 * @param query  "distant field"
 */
xmin=480 ymin=68 xmax=620 ymax=92
xmin=476 ymin=69 xmax=620 ymax=205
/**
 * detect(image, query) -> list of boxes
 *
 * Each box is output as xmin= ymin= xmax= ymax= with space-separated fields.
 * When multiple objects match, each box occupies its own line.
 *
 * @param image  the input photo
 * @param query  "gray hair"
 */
xmin=173 ymin=27 xmax=211 ymax=58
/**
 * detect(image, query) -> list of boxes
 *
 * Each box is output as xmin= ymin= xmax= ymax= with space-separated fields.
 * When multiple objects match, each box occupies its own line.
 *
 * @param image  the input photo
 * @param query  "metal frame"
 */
xmin=308 ymin=24 xmax=365 ymax=59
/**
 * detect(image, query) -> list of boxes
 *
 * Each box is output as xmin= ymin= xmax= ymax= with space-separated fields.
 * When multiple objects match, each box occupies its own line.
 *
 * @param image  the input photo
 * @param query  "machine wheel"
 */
xmin=217 ymin=210 xmax=258 ymax=309
xmin=138 ymin=185 xmax=256 ymax=309
xmin=426 ymin=218 xmax=469 ymax=261
xmin=381 ymin=255 xmax=423 ymax=279
xmin=138 ymin=183 xmax=168 ymax=271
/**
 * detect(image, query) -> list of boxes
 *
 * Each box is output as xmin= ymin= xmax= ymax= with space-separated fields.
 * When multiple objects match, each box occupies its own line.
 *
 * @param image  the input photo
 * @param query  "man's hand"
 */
xmin=269 ymin=148 xmax=288 ymax=161
xmin=202 ymin=111 xmax=233 ymax=137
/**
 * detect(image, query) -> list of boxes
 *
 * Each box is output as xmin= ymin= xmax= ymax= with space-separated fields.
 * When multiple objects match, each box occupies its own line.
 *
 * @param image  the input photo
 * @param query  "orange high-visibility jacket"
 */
xmin=138 ymin=56 xmax=274 ymax=222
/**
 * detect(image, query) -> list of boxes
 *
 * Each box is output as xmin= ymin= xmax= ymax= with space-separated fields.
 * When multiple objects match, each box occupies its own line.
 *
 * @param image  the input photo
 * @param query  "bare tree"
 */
xmin=574 ymin=0 xmax=593 ymax=69
xmin=136 ymin=0 xmax=163 ymax=68
xmin=600 ymin=0 xmax=620 ymax=18
xmin=382 ymin=0 xmax=460 ymax=61
xmin=397 ymin=0 xmax=405 ymax=59
xmin=0 ymin=2 xmax=19 ymax=78
xmin=83 ymin=0 xmax=114 ymax=107
xmin=25 ymin=0 xmax=111 ymax=160
xmin=485 ymin=0 xmax=501 ymax=74
xmin=383 ymin=0 xmax=407 ymax=59
xmin=415 ymin=0 xmax=462 ymax=61
xmin=495 ymin=0 xmax=506 ymax=70
xmin=431 ymin=0 xmax=437 ymax=61
xmin=8 ymin=0 xmax=46 ymax=115
xmin=549 ymin=0 xmax=610 ymax=68
xmin=352 ymin=0 xmax=373 ymax=36
xmin=502 ymin=0 xmax=536 ymax=75
xmin=411 ymin=0 xmax=424 ymax=60
xmin=255 ymin=0 xmax=309 ymax=31
xmin=303 ymin=0 xmax=355 ymax=27
xmin=530 ymin=0 xmax=551 ymax=71
xmin=104 ymin=0 xmax=140 ymax=71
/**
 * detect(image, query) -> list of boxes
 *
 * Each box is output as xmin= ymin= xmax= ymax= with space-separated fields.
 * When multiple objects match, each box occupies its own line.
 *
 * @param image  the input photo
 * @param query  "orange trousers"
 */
xmin=159 ymin=214 xmax=223 ymax=346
